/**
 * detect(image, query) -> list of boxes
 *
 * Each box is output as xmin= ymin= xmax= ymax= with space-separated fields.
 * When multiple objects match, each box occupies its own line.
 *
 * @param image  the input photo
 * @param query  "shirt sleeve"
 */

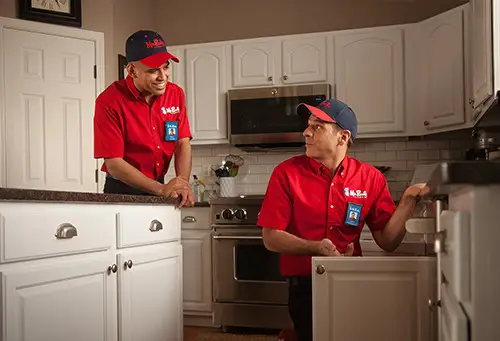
xmin=365 ymin=174 xmax=396 ymax=232
xmin=177 ymin=88 xmax=192 ymax=140
xmin=93 ymin=99 xmax=124 ymax=159
xmin=257 ymin=165 xmax=292 ymax=231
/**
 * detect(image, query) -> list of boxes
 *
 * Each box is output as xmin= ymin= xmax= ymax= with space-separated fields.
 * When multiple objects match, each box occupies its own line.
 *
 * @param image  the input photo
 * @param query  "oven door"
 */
xmin=212 ymin=228 xmax=288 ymax=305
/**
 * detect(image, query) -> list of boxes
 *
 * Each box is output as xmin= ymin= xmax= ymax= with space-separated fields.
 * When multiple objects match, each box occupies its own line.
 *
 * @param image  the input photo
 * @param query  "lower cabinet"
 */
xmin=0 ymin=202 xmax=183 ymax=341
xmin=312 ymin=256 xmax=437 ymax=341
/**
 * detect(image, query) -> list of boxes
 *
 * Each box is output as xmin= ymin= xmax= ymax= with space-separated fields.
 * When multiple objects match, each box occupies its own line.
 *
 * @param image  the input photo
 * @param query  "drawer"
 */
xmin=439 ymin=284 xmax=469 ymax=341
xmin=0 ymin=203 xmax=114 ymax=263
xmin=117 ymin=205 xmax=180 ymax=248
xmin=437 ymin=210 xmax=470 ymax=302
xmin=181 ymin=207 xmax=210 ymax=230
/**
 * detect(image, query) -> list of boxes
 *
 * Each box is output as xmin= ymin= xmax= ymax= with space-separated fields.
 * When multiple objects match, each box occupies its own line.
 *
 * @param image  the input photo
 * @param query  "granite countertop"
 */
xmin=0 ymin=187 xmax=183 ymax=205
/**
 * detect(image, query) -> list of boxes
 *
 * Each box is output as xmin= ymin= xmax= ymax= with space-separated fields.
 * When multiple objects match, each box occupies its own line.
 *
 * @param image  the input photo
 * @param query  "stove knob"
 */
xmin=221 ymin=209 xmax=234 ymax=220
xmin=234 ymin=209 xmax=247 ymax=220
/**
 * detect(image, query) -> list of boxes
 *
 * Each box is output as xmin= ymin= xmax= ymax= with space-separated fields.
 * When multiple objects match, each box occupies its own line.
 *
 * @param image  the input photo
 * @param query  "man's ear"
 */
xmin=339 ymin=130 xmax=351 ymax=146
xmin=126 ymin=63 xmax=135 ymax=78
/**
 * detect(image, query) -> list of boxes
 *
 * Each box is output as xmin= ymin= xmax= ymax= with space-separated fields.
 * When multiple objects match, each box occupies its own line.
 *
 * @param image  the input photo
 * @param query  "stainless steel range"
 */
xmin=210 ymin=195 xmax=291 ymax=331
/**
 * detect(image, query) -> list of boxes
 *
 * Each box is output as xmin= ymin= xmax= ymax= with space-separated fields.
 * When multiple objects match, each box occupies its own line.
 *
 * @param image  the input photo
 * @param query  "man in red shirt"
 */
xmin=94 ymin=30 xmax=194 ymax=207
xmin=257 ymin=99 xmax=428 ymax=341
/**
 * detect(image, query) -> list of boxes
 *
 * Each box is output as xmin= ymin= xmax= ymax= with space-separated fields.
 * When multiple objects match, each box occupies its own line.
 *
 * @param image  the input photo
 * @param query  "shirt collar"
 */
xmin=307 ymin=155 xmax=348 ymax=178
xmin=125 ymin=75 xmax=142 ymax=100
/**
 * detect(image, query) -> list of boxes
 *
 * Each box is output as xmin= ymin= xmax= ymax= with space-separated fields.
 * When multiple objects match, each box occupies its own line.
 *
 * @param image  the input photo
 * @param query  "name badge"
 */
xmin=345 ymin=202 xmax=362 ymax=227
xmin=165 ymin=121 xmax=178 ymax=141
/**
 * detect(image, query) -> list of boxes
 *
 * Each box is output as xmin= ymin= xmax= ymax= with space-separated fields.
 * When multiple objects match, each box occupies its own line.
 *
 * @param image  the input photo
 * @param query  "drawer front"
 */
xmin=439 ymin=284 xmax=469 ymax=341
xmin=117 ymin=205 xmax=180 ymax=248
xmin=0 ymin=203 xmax=114 ymax=263
xmin=438 ymin=210 xmax=471 ymax=302
xmin=181 ymin=207 xmax=210 ymax=230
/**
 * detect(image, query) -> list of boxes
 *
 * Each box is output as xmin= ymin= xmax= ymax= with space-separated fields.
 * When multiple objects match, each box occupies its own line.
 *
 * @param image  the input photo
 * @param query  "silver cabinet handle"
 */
xmin=183 ymin=216 xmax=196 ymax=223
xmin=213 ymin=235 xmax=262 ymax=240
xmin=316 ymin=265 xmax=325 ymax=275
xmin=124 ymin=260 xmax=133 ymax=269
xmin=55 ymin=223 xmax=78 ymax=239
xmin=283 ymin=75 xmax=288 ymax=81
xmin=434 ymin=230 xmax=447 ymax=254
xmin=107 ymin=264 xmax=117 ymax=274
xmin=149 ymin=219 xmax=163 ymax=232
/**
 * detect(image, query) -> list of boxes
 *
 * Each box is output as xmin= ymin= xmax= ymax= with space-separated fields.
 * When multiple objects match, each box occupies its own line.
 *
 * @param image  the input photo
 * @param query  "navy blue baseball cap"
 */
xmin=297 ymin=99 xmax=358 ymax=141
xmin=125 ymin=30 xmax=179 ymax=68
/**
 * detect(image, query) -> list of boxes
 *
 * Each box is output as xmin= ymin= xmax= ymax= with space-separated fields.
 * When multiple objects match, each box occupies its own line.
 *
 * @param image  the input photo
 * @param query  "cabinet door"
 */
xmin=281 ymin=36 xmax=327 ymax=84
xmin=168 ymin=47 xmax=185 ymax=90
xmin=185 ymin=44 xmax=227 ymax=143
xmin=118 ymin=243 xmax=183 ymax=341
xmin=420 ymin=9 xmax=465 ymax=130
xmin=181 ymin=230 xmax=212 ymax=313
xmin=469 ymin=0 xmax=494 ymax=110
xmin=312 ymin=257 xmax=437 ymax=341
xmin=2 ymin=253 xmax=117 ymax=341
xmin=334 ymin=29 xmax=405 ymax=134
xmin=231 ymin=41 xmax=278 ymax=87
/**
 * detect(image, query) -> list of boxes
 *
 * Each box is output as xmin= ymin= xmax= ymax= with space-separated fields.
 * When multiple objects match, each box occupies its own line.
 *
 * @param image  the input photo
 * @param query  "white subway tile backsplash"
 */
xmin=181 ymin=133 xmax=470 ymax=200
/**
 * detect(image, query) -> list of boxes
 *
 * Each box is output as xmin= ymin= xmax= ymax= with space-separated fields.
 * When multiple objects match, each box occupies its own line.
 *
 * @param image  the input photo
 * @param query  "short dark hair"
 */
xmin=331 ymin=123 xmax=353 ymax=148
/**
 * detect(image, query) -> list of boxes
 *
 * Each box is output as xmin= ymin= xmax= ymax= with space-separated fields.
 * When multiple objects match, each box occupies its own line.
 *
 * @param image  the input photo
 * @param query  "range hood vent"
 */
xmin=234 ymin=142 xmax=306 ymax=153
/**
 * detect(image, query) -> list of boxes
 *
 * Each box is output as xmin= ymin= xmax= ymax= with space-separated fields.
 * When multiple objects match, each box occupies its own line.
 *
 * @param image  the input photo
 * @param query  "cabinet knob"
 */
xmin=283 ymin=75 xmax=288 ymax=81
xmin=424 ymin=121 xmax=430 ymax=126
xmin=268 ymin=76 xmax=273 ymax=82
xmin=183 ymin=216 xmax=196 ymax=223
xmin=434 ymin=230 xmax=447 ymax=254
xmin=107 ymin=264 xmax=118 ymax=274
xmin=55 ymin=223 xmax=78 ymax=239
xmin=428 ymin=299 xmax=441 ymax=309
xmin=316 ymin=264 xmax=325 ymax=275
xmin=124 ymin=260 xmax=133 ymax=269
xmin=149 ymin=219 xmax=163 ymax=232
xmin=469 ymin=98 xmax=475 ymax=106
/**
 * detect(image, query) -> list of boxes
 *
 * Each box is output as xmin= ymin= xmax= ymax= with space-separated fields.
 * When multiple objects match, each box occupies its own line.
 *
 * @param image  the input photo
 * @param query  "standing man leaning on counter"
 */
xmin=258 ymin=99 xmax=429 ymax=341
xmin=94 ymin=30 xmax=194 ymax=207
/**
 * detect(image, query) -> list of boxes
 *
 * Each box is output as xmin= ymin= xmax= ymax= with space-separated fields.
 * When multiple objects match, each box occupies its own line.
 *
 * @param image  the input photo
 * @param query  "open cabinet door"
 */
xmin=312 ymin=257 xmax=437 ymax=341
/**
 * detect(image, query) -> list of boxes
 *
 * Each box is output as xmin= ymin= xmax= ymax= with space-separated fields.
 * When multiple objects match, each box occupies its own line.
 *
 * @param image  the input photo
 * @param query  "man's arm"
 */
xmin=262 ymin=228 xmax=322 ymax=254
xmin=174 ymin=137 xmax=192 ymax=181
xmin=371 ymin=183 xmax=429 ymax=252
xmin=105 ymin=158 xmax=165 ymax=195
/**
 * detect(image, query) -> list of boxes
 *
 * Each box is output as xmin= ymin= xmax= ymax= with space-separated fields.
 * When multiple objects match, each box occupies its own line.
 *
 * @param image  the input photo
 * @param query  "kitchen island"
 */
xmin=0 ymin=188 xmax=184 ymax=341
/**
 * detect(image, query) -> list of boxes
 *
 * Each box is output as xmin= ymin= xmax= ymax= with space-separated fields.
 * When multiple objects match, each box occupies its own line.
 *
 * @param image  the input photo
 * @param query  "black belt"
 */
xmin=286 ymin=276 xmax=312 ymax=286
xmin=103 ymin=174 xmax=164 ymax=196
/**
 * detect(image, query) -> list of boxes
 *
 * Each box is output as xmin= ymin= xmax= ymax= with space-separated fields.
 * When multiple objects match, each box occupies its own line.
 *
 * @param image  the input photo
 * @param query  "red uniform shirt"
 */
xmin=94 ymin=76 xmax=192 ymax=180
xmin=257 ymin=155 xmax=396 ymax=277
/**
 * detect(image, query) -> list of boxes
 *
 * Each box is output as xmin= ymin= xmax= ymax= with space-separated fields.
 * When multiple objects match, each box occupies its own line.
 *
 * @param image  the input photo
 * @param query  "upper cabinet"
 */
xmin=230 ymin=35 xmax=328 ymax=88
xmin=334 ymin=29 xmax=405 ymax=135
xmin=469 ymin=0 xmax=494 ymax=114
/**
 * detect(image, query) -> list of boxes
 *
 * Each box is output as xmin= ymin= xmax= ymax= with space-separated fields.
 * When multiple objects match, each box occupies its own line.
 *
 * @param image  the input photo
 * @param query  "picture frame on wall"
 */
xmin=118 ymin=54 xmax=128 ymax=80
xmin=19 ymin=0 xmax=82 ymax=28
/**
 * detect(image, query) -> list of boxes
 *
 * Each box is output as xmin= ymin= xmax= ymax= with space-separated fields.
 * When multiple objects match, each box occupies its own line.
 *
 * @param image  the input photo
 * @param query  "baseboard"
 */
xmin=184 ymin=313 xmax=219 ymax=328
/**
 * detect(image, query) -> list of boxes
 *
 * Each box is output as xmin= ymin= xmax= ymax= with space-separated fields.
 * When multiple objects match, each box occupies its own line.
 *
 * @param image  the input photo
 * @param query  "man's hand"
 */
xmin=401 ymin=183 xmax=430 ymax=204
xmin=318 ymin=239 xmax=354 ymax=257
xmin=161 ymin=176 xmax=195 ymax=207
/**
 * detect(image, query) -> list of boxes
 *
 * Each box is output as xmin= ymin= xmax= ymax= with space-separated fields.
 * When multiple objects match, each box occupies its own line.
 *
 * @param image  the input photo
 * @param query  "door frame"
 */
xmin=0 ymin=15 xmax=105 ymax=193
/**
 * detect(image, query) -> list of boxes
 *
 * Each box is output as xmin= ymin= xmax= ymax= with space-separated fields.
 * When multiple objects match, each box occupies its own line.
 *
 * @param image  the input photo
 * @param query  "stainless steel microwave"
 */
xmin=227 ymin=84 xmax=331 ymax=151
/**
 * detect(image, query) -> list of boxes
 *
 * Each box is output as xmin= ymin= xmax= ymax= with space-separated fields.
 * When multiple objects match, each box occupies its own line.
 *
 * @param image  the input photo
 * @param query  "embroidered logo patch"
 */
xmin=161 ymin=106 xmax=180 ymax=115
xmin=344 ymin=187 xmax=367 ymax=199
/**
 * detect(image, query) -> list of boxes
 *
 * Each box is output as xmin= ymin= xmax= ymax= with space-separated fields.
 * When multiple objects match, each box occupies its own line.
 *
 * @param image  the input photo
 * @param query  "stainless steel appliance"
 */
xmin=210 ymin=195 xmax=291 ymax=330
xmin=227 ymin=84 xmax=331 ymax=152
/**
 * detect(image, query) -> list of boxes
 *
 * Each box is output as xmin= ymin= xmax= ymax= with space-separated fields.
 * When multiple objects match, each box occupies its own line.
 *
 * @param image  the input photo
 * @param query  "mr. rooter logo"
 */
xmin=145 ymin=38 xmax=165 ymax=49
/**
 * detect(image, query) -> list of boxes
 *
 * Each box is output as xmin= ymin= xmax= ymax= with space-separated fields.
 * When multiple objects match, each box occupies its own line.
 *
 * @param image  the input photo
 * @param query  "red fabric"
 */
xmin=94 ymin=76 xmax=191 ymax=179
xmin=257 ymin=155 xmax=396 ymax=277
xmin=278 ymin=327 xmax=297 ymax=341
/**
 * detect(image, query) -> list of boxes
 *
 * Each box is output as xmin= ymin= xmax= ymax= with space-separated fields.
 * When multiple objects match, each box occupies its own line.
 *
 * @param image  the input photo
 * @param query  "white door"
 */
xmin=118 ymin=243 xmax=183 ymax=341
xmin=281 ymin=36 xmax=327 ymax=84
xmin=3 ymin=27 xmax=97 ymax=192
xmin=231 ymin=40 xmax=278 ymax=87
xmin=2 ymin=254 xmax=117 ymax=341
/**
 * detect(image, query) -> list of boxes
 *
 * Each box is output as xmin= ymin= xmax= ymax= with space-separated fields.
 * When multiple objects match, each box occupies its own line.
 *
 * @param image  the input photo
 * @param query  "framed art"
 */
xmin=118 ymin=54 xmax=128 ymax=80
xmin=19 ymin=0 xmax=82 ymax=28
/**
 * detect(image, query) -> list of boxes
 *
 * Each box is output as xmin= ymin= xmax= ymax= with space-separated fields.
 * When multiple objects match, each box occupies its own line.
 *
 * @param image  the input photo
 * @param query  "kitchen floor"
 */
xmin=184 ymin=326 xmax=280 ymax=341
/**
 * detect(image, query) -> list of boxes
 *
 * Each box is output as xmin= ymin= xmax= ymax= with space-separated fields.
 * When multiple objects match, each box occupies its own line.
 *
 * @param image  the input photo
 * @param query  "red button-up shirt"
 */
xmin=257 ymin=155 xmax=396 ymax=277
xmin=94 ymin=76 xmax=192 ymax=180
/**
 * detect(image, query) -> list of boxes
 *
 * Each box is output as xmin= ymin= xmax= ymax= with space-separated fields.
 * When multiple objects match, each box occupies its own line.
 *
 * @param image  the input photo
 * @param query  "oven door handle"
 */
xmin=213 ymin=235 xmax=262 ymax=240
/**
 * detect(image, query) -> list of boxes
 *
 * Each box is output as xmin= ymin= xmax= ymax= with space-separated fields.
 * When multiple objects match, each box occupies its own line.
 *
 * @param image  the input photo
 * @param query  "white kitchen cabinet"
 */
xmin=2 ymin=252 xmax=118 ymax=341
xmin=230 ymin=35 xmax=327 ymax=88
xmin=180 ymin=207 xmax=214 ymax=326
xmin=118 ymin=243 xmax=183 ymax=341
xmin=419 ymin=8 xmax=466 ymax=131
xmin=468 ymin=0 xmax=494 ymax=115
xmin=334 ymin=28 xmax=405 ymax=135
xmin=312 ymin=257 xmax=437 ymax=341
xmin=185 ymin=44 xmax=228 ymax=145
xmin=169 ymin=47 xmax=185 ymax=90
xmin=0 ymin=201 xmax=183 ymax=341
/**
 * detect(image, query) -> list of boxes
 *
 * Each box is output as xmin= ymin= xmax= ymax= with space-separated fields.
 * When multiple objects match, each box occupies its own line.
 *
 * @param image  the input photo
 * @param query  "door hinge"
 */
xmin=95 ymin=169 xmax=99 ymax=183
xmin=93 ymin=65 xmax=97 ymax=79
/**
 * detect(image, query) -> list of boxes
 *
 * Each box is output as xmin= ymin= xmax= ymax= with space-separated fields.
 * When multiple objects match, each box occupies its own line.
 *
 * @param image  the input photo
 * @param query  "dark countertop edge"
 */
xmin=194 ymin=201 xmax=210 ymax=207
xmin=0 ymin=188 xmax=180 ymax=205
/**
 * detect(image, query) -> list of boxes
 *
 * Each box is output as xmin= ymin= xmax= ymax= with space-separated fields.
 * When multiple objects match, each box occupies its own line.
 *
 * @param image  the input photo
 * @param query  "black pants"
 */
xmin=103 ymin=175 xmax=164 ymax=196
xmin=287 ymin=276 xmax=313 ymax=341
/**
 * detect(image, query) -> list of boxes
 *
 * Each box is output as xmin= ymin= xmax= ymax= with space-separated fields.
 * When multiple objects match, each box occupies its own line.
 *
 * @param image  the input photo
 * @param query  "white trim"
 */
xmin=493 ymin=0 xmax=500 ymax=95
xmin=0 ymin=16 xmax=105 ymax=192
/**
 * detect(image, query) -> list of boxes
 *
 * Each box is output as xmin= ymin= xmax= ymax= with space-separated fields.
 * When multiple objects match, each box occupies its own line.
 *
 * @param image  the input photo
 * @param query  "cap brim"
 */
xmin=297 ymin=103 xmax=336 ymax=123
xmin=140 ymin=51 xmax=180 ymax=68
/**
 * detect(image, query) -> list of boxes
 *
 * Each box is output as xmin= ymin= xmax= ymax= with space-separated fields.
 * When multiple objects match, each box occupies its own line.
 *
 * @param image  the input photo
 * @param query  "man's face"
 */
xmin=127 ymin=60 xmax=170 ymax=97
xmin=302 ymin=114 xmax=350 ymax=159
